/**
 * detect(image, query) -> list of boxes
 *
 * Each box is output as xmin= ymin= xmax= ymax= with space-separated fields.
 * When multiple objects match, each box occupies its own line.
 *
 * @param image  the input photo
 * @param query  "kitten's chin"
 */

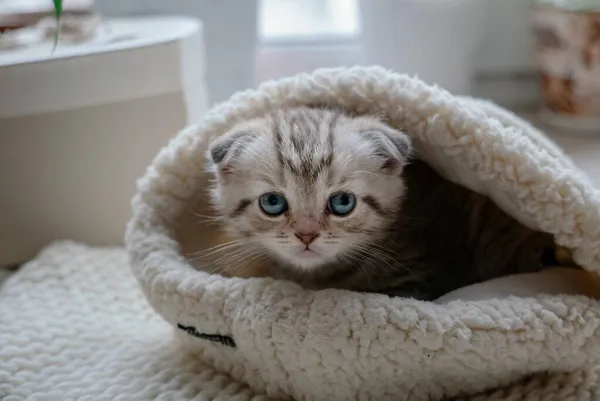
xmin=282 ymin=249 xmax=332 ymax=271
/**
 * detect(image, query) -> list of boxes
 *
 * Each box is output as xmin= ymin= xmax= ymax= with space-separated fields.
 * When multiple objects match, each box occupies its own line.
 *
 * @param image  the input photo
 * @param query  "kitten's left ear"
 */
xmin=362 ymin=126 xmax=412 ymax=171
xmin=207 ymin=130 xmax=256 ymax=166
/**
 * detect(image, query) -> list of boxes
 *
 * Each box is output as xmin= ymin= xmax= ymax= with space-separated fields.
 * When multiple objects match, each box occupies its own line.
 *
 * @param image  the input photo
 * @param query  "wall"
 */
xmin=0 ymin=94 xmax=187 ymax=264
xmin=95 ymin=0 xmax=538 ymax=107
xmin=475 ymin=0 xmax=536 ymax=74
xmin=95 ymin=0 xmax=258 ymax=104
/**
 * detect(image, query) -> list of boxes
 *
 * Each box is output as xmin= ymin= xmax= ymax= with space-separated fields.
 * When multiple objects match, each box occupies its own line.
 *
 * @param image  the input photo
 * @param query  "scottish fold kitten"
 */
xmin=203 ymin=107 xmax=557 ymax=300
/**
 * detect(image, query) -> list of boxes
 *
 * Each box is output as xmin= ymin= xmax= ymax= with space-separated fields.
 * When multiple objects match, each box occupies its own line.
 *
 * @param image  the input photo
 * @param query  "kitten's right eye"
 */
xmin=259 ymin=193 xmax=288 ymax=216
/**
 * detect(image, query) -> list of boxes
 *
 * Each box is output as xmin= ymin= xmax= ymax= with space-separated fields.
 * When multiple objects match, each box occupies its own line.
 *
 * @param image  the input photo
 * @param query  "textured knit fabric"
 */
xmin=0 ymin=242 xmax=275 ymax=401
xmin=121 ymin=66 xmax=600 ymax=401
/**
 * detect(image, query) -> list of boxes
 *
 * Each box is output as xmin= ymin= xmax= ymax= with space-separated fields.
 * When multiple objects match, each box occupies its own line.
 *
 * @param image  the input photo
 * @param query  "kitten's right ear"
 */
xmin=208 ymin=130 xmax=255 ymax=166
xmin=361 ymin=126 xmax=412 ymax=172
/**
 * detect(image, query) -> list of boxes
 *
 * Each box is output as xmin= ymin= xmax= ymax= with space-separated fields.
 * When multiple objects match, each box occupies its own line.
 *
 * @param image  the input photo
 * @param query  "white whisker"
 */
xmin=188 ymin=240 xmax=246 ymax=256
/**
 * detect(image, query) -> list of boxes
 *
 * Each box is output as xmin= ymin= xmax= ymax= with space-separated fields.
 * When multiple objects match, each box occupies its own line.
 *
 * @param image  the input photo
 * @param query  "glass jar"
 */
xmin=531 ymin=0 xmax=600 ymax=131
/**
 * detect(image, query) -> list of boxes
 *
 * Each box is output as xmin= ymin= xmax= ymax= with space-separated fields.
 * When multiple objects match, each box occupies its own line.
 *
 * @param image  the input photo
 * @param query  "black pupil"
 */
xmin=268 ymin=195 xmax=279 ymax=205
xmin=339 ymin=194 xmax=349 ymax=205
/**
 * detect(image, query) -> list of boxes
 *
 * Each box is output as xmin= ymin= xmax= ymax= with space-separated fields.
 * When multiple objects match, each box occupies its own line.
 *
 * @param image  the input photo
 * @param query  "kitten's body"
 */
xmin=203 ymin=107 xmax=556 ymax=300
xmin=283 ymin=159 xmax=554 ymax=299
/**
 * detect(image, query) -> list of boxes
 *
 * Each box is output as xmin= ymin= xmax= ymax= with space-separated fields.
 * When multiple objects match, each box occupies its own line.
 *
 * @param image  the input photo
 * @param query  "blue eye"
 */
xmin=328 ymin=192 xmax=356 ymax=216
xmin=259 ymin=193 xmax=288 ymax=216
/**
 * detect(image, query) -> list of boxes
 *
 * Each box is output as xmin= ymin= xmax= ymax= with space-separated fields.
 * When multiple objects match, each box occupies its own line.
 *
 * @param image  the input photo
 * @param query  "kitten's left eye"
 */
xmin=328 ymin=192 xmax=356 ymax=216
xmin=259 ymin=193 xmax=288 ymax=216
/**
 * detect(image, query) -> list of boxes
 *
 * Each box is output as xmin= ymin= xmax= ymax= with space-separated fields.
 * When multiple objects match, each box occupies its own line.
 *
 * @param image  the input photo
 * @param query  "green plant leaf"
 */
xmin=52 ymin=0 xmax=63 ymax=51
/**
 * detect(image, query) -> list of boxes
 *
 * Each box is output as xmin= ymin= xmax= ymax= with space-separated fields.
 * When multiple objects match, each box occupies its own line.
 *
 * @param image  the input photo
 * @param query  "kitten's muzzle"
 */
xmin=294 ymin=232 xmax=320 ymax=246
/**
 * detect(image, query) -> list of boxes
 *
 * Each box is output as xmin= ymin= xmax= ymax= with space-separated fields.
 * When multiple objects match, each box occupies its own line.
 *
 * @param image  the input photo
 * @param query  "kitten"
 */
xmin=203 ymin=107 xmax=557 ymax=300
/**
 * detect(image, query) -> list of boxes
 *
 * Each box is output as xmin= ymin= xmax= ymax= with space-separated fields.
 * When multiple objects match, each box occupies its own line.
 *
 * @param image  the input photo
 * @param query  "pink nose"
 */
xmin=295 ymin=232 xmax=320 ymax=246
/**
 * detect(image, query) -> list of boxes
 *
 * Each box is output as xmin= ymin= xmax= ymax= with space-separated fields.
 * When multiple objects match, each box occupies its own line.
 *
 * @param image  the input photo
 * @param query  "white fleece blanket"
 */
xmin=121 ymin=66 xmax=600 ymax=400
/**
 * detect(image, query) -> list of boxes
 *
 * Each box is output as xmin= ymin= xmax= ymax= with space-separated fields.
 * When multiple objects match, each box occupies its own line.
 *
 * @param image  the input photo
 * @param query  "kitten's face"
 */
xmin=207 ymin=108 xmax=411 ymax=272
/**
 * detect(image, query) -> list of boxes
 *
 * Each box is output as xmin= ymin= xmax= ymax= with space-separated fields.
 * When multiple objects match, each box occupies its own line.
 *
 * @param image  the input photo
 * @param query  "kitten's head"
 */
xmin=206 ymin=107 xmax=411 ymax=272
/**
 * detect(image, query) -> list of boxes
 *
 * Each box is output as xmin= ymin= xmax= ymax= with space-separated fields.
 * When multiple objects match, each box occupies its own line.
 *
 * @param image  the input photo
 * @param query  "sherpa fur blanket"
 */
xmin=125 ymin=66 xmax=600 ymax=401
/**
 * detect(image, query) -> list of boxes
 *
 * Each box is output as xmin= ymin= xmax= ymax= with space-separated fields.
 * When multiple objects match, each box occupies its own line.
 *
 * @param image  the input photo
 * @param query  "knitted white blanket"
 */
xmin=0 ymin=242 xmax=272 ymax=401
xmin=124 ymin=66 xmax=600 ymax=401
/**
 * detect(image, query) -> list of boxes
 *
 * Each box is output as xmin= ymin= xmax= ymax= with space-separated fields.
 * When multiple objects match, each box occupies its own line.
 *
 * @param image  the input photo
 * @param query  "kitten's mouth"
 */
xmin=297 ymin=247 xmax=319 ymax=257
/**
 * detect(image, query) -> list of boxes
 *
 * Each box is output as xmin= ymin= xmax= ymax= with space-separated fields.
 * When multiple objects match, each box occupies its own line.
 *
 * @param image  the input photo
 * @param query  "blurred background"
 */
xmin=0 ymin=0 xmax=599 ymax=266
xmin=108 ymin=0 xmax=534 ymax=106
xmin=2 ymin=0 xmax=542 ymax=105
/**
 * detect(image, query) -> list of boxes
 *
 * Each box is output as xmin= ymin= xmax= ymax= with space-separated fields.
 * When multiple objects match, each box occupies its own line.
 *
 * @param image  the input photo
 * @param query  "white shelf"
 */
xmin=0 ymin=16 xmax=203 ymax=118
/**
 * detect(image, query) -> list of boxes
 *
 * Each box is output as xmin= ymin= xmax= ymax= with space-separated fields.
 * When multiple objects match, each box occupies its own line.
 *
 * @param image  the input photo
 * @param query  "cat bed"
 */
xmin=125 ymin=66 xmax=600 ymax=401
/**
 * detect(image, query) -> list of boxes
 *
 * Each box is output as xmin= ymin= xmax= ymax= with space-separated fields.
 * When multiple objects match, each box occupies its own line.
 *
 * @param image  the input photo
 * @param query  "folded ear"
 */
xmin=207 ymin=130 xmax=256 ymax=166
xmin=361 ymin=126 xmax=412 ymax=171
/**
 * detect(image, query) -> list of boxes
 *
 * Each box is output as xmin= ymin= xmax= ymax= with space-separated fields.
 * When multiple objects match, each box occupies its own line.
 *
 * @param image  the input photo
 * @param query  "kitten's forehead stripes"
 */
xmin=288 ymin=109 xmax=319 ymax=155
xmin=325 ymin=112 xmax=339 ymax=185
xmin=271 ymin=114 xmax=286 ymax=184
xmin=277 ymin=108 xmax=338 ymax=185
